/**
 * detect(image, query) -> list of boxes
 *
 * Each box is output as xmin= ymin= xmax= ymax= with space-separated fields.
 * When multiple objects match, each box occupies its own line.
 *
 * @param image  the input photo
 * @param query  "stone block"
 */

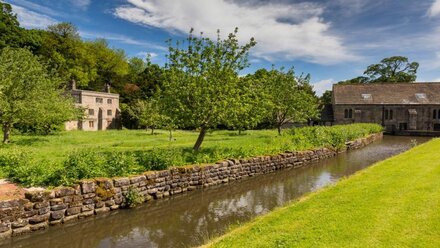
xmin=12 ymin=226 xmax=31 ymax=236
xmin=62 ymin=215 xmax=78 ymax=223
xmin=30 ymin=222 xmax=48 ymax=231
xmin=66 ymin=207 xmax=81 ymax=216
xmin=79 ymin=210 xmax=94 ymax=218
xmin=95 ymin=207 xmax=110 ymax=215
xmin=33 ymin=202 xmax=49 ymax=209
xmin=11 ymin=219 xmax=28 ymax=229
xmin=50 ymin=210 xmax=65 ymax=220
xmin=113 ymin=177 xmax=130 ymax=187
xmin=0 ymin=223 xmax=10 ymax=233
xmin=80 ymin=181 xmax=96 ymax=194
xmin=54 ymin=187 xmax=75 ymax=198
xmin=82 ymin=204 xmax=94 ymax=212
xmin=29 ymin=214 xmax=49 ymax=224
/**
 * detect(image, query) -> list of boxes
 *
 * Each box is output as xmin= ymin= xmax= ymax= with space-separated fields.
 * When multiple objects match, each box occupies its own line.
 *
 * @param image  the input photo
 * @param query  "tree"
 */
xmin=87 ymin=39 xmax=129 ymax=91
xmin=0 ymin=2 xmax=22 ymax=50
xmin=40 ymin=22 xmax=97 ymax=88
xmin=162 ymin=28 xmax=256 ymax=151
xmin=338 ymin=56 xmax=419 ymax=84
xmin=262 ymin=67 xmax=319 ymax=135
xmin=224 ymin=75 xmax=270 ymax=135
xmin=320 ymin=90 xmax=333 ymax=105
xmin=364 ymin=56 xmax=419 ymax=83
xmin=0 ymin=47 xmax=76 ymax=143
xmin=126 ymin=99 xmax=162 ymax=134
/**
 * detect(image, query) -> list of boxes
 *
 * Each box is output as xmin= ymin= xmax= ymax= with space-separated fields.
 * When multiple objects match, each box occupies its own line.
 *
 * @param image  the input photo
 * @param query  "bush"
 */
xmin=1 ymin=123 xmax=382 ymax=187
xmin=124 ymin=187 xmax=144 ymax=208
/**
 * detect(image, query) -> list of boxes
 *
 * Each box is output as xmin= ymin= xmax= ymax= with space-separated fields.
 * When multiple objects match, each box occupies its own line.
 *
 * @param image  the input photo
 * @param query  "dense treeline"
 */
xmin=0 ymin=2 xmax=320 ymax=150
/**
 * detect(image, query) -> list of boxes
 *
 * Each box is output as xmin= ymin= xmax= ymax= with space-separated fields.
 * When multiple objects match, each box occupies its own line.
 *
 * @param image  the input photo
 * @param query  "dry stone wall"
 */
xmin=0 ymin=133 xmax=382 ymax=239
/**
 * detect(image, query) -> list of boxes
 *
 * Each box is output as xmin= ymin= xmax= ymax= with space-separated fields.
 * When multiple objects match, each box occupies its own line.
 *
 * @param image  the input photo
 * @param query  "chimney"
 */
xmin=104 ymin=83 xmax=111 ymax=93
xmin=70 ymin=79 xmax=77 ymax=90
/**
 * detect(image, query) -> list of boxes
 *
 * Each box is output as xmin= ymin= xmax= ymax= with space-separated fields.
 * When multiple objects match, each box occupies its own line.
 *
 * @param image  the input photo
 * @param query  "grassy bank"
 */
xmin=204 ymin=138 xmax=440 ymax=248
xmin=0 ymin=124 xmax=382 ymax=187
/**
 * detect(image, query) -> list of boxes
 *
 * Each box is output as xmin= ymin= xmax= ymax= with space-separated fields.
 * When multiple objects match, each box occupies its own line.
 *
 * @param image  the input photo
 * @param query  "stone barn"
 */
xmin=332 ymin=83 xmax=440 ymax=135
xmin=65 ymin=83 xmax=121 ymax=131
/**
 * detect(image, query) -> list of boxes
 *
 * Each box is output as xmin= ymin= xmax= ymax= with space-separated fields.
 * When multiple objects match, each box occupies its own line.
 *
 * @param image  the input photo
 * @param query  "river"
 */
xmin=0 ymin=135 xmax=430 ymax=248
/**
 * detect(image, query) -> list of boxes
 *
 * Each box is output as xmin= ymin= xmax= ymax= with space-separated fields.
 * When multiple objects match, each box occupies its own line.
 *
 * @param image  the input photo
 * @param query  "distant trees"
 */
xmin=0 ymin=48 xmax=76 ymax=143
xmin=339 ymin=56 xmax=419 ymax=84
xmin=161 ymin=28 xmax=256 ymax=150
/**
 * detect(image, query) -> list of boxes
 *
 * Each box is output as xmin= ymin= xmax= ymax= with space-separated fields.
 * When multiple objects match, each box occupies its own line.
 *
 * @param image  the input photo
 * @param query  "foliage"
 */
xmin=0 ymin=47 xmax=76 ymax=143
xmin=206 ymin=138 xmax=440 ymax=248
xmin=124 ymin=187 xmax=145 ymax=208
xmin=125 ymin=99 xmax=164 ymax=134
xmin=338 ymin=56 xmax=419 ymax=84
xmin=0 ymin=124 xmax=382 ymax=187
xmin=320 ymin=90 xmax=333 ymax=105
xmin=256 ymin=67 xmax=319 ymax=134
xmin=162 ymin=28 xmax=257 ymax=150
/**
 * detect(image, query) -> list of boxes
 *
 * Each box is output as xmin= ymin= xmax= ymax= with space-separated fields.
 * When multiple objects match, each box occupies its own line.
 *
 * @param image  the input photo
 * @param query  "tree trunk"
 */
xmin=193 ymin=126 xmax=207 ymax=151
xmin=238 ymin=129 xmax=242 ymax=135
xmin=151 ymin=127 xmax=154 ymax=135
xmin=169 ymin=129 xmax=173 ymax=141
xmin=277 ymin=125 xmax=282 ymax=135
xmin=2 ymin=123 xmax=11 ymax=144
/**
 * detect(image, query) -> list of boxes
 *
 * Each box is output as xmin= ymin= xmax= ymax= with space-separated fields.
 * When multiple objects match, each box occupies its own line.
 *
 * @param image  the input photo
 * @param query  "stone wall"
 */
xmin=0 ymin=133 xmax=382 ymax=239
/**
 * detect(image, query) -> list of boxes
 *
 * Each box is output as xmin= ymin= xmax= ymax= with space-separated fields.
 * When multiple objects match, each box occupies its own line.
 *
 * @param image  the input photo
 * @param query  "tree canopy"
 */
xmin=0 ymin=47 xmax=76 ymax=143
xmin=161 ymin=28 xmax=256 ymax=150
xmin=339 ymin=56 xmax=419 ymax=84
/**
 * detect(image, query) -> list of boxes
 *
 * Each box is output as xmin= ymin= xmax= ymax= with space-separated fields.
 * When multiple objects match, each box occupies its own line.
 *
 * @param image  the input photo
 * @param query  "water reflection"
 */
xmin=0 ymin=136 xmax=430 ymax=248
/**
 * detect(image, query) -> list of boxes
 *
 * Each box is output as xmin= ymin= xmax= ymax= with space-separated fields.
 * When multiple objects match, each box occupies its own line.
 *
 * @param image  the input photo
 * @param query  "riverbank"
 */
xmin=204 ymin=138 xmax=440 ymax=248
xmin=0 ymin=132 xmax=382 ymax=240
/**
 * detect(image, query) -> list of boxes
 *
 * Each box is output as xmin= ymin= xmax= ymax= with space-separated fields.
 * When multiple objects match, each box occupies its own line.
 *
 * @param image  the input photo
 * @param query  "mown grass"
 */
xmin=203 ymin=138 xmax=440 ymax=248
xmin=0 ymin=124 xmax=382 ymax=187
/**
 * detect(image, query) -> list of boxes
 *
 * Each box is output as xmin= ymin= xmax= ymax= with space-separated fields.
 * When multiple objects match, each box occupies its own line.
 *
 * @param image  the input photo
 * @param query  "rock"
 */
xmin=50 ymin=203 xmax=67 ymax=211
xmin=80 ymin=181 xmax=96 ymax=194
xmin=49 ymin=220 xmax=62 ymax=226
xmin=78 ymin=210 xmax=94 ymax=218
xmin=12 ymin=226 xmax=31 ymax=236
xmin=94 ymin=207 xmax=110 ymax=215
xmin=24 ymin=190 xmax=51 ymax=202
xmin=113 ymin=177 xmax=130 ymax=187
xmin=50 ymin=210 xmax=65 ymax=220
xmin=29 ymin=214 xmax=49 ymax=224
xmin=33 ymin=202 xmax=49 ymax=209
xmin=54 ymin=187 xmax=75 ymax=198
xmin=81 ymin=204 xmax=94 ymax=212
xmin=129 ymin=175 xmax=146 ymax=184
xmin=62 ymin=215 xmax=78 ymax=223
xmin=110 ymin=205 xmax=119 ymax=211
xmin=0 ymin=223 xmax=10 ymax=233
xmin=11 ymin=219 xmax=28 ymax=229
xmin=30 ymin=222 xmax=48 ymax=231
xmin=66 ymin=207 xmax=81 ymax=216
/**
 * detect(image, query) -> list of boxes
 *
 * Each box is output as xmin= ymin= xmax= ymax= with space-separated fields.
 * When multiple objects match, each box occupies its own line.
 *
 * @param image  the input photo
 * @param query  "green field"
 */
xmin=204 ymin=138 xmax=440 ymax=248
xmin=0 ymin=124 xmax=382 ymax=186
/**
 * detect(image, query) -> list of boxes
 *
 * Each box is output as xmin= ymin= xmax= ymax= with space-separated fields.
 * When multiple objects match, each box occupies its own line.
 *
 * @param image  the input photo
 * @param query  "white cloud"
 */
xmin=312 ymin=79 xmax=334 ymax=96
xmin=136 ymin=51 xmax=158 ymax=59
xmin=79 ymin=31 xmax=167 ymax=51
xmin=70 ymin=0 xmax=91 ymax=10
xmin=114 ymin=0 xmax=358 ymax=65
xmin=428 ymin=0 xmax=440 ymax=17
xmin=10 ymin=4 xmax=57 ymax=29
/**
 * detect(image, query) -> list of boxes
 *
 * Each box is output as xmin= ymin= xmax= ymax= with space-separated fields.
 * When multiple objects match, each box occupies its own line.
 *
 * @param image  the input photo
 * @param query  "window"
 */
xmin=434 ymin=109 xmax=437 ymax=119
xmin=88 ymin=109 xmax=94 ymax=116
xmin=344 ymin=109 xmax=353 ymax=119
xmin=107 ymin=99 xmax=112 ymax=104
xmin=96 ymin=98 xmax=103 ymax=104
xmin=361 ymin=94 xmax=372 ymax=100
xmin=89 ymin=121 xmax=94 ymax=128
xmin=107 ymin=110 xmax=112 ymax=116
xmin=384 ymin=109 xmax=393 ymax=120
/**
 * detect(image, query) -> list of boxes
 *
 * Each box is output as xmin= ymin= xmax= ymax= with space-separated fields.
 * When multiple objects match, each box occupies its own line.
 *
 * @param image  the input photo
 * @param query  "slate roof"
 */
xmin=333 ymin=83 xmax=440 ymax=105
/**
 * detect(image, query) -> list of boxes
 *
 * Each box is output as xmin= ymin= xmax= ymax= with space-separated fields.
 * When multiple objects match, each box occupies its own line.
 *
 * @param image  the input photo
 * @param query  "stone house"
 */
xmin=65 ymin=84 xmax=121 ymax=131
xmin=332 ymin=83 xmax=440 ymax=135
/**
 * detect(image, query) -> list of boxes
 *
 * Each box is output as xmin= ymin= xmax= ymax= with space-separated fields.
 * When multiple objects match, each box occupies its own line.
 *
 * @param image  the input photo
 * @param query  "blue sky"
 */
xmin=3 ymin=0 xmax=440 ymax=95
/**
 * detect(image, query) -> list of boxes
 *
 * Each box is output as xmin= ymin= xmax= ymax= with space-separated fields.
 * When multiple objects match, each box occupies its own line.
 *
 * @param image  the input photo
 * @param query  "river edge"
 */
xmin=203 ymin=136 xmax=440 ymax=248
xmin=0 ymin=132 xmax=383 ymax=240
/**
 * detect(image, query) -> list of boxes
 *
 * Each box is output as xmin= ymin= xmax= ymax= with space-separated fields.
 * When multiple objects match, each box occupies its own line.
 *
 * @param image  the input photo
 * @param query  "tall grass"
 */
xmin=0 ymin=124 xmax=382 ymax=187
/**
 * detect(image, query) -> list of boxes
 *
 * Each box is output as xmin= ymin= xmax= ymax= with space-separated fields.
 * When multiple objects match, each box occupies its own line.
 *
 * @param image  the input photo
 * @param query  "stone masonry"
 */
xmin=0 ymin=133 xmax=382 ymax=239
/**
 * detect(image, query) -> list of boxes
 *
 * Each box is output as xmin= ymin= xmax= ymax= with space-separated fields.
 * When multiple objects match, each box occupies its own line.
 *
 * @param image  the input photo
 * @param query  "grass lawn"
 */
xmin=0 ymin=129 xmax=283 ymax=164
xmin=204 ymin=138 xmax=440 ymax=248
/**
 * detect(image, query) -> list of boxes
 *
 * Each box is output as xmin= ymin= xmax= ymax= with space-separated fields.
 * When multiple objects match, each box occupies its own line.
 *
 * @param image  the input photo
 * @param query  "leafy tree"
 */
xmin=320 ymin=90 xmax=333 ymax=105
xmin=40 ymin=22 xmax=97 ymax=88
xmin=87 ymin=39 xmax=129 ymax=91
xmin=338 ymin=56 xmax=419 ymax=84
xmin=224 ymin=75 xmax=270 ymax=134
xmin=364 ymin=56 xmax=419 ymax=83
xmin=0 ymin=47 xmax=76 ymax=143
xmin=126 ymin=99 xmax=162 ymax=134
xmin=162 ymin=28 xmax=256 ymax=151
xmin=0 ymin=2 xmax=22 ymax=50
xmin=263 ymin=67 xmax=319 ymax=135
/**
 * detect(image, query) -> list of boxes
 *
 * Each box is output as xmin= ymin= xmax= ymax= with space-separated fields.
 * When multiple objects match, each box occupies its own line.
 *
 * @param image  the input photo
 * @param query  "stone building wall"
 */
xmin=334 ymin=104 xmax=440 ymax=132
xmin=0 ymin=133 xmax=382 ymax=239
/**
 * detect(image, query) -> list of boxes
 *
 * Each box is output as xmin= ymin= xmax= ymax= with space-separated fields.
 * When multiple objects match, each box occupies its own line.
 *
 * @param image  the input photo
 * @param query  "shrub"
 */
xmin=124 ymin=187 xmax=144 ymax=208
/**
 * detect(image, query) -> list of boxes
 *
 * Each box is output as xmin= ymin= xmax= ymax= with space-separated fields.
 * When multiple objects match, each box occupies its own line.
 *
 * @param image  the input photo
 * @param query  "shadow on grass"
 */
xmin=12 ymin=137 xmax=49 ymax=146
